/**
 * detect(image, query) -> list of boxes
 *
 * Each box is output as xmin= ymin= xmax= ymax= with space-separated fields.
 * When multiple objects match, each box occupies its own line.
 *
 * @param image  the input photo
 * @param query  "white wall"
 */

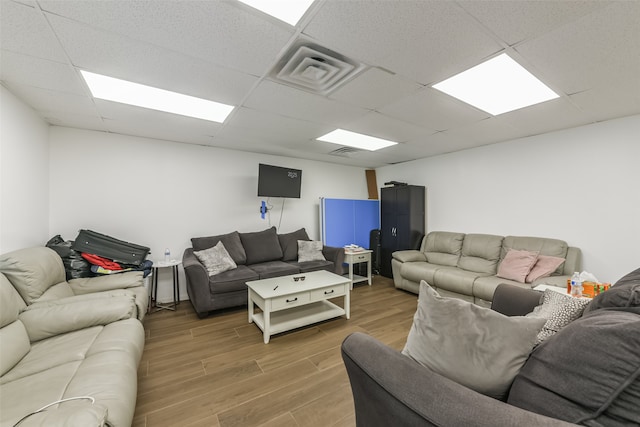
xmin=48 ymin=127 xmax=370 ymax=301
xmin=376 ymin=114 xmax=640 ymax=283
xmin=0 ymin=86 xmax=50 ymax=253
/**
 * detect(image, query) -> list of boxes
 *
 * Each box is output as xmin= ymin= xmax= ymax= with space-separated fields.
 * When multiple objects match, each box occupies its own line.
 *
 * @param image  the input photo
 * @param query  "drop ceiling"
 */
xmin=1 ymin=0 xmax=639 ymax=168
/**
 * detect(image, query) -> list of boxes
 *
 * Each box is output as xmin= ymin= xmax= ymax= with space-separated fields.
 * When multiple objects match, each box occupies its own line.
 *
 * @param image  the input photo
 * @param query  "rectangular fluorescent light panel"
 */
xmin=317 ymin=129 xmax=398 ymax=151
xmin=238 ymin=0 xmax=314 ymax=25
xmin=432 ymin=53 xmax=559 ymax=115
xmin=80 ymin=70 xmax=234 ymax=123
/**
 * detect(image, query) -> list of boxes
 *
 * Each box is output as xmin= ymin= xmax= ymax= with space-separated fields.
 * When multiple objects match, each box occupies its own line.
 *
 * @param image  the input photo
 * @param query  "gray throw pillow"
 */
xmin=297 ymin=240 xmax=325 ymax=262
xmin=402 ymin=281 xmax=546 ymax=400
xmin=583 ymin=267 xmax=640 ymax=314
xmin=193 ymin=241 xmax=237 ymax=276
xmin=190 ymin=231 xmax=247 ymax=265
xmin=278 ymin=228 xmax=310 ymax=261
xmin=526 ymin=289 xmax=590 ymax=345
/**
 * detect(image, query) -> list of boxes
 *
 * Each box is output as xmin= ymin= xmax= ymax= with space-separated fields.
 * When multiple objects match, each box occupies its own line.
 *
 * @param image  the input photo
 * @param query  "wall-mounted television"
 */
xmin=257 ymin=163 xmax=302 ymax=198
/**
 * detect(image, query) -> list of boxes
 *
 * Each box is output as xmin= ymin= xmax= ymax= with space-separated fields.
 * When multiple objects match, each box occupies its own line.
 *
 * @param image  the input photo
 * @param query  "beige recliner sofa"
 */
xmin=0 ymin=246 xmax=149 ymax=320
xmin=0 ymin=270 xmax=145 ymax=427
xmin=391 ymin=231 xmax=581 ymax=307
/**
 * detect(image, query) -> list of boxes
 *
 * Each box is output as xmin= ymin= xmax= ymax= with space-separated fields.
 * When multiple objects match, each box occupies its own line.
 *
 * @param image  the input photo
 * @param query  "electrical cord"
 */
xmin=278 ymin=198 xmax=285 ymax=232
xmin=12 ymin=396 xmax=95 ymax=427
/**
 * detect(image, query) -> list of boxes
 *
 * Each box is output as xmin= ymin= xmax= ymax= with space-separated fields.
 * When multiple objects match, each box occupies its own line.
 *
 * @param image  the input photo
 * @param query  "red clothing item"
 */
xmin=81 ymin=253 xmax=122 ymax=270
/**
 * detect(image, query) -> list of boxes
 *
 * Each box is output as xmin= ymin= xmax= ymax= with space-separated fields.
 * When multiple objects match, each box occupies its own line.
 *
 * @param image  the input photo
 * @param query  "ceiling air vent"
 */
xmin=271 ymin=42 xmax=366 ymax=95
xmin=328 ymin=147 xmax=364 ymax=157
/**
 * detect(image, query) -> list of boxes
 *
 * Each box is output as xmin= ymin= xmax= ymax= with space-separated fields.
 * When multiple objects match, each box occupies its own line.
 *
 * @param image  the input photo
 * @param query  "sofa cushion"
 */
xmin=526 ymin=289 xmax=590 ymax=345
xmin=194 ymin=241 xmax=237 ymax=277
xmin=508 ymin=309 xmax=640 ymax=426
xmin=402 ymin=282 xmax=545 ymax=400
xmin=286 ymin=260 xmax=334 ymax=274
xmin=208 ymin=265 xmax=258 ymax=294
xmin=0 ymin=247 xmax=66 ymax=304
xmin=526 ymin=255 xmax=566 ymax=283
xmin=423 ymin=231 xmax=465 ymax=266
xmin=496 ymin=249 xmax=539 ymax=283
xmin=502 ymin=236 xmax=568 ymax=276
xmin=297 ymin=240 xmax=326 ymax=262
xmin=247 ymin=261 xmax=299 ymax=279
xmin=457 ymin=234 xmax=503 ymax=274
xmin=191 ymin=231 xmax=247 ymax=265
xmin=278 ymin=228 xmax=310 ymax=261
xmin=239 ymin=227 xmax=283 ymax=265
xmin=584 ymin=267 xmax=640 ymax=314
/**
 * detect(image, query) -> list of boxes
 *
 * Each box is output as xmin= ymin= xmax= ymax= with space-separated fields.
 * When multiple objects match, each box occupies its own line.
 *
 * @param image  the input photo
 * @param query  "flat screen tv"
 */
xmin=257 ymin=163 xmax=302 ymax=198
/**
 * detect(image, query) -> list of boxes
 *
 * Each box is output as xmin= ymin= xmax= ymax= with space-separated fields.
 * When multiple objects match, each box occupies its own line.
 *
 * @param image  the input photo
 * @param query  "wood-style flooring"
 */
xmin=133 ymin=275 xmax=418 ymax=427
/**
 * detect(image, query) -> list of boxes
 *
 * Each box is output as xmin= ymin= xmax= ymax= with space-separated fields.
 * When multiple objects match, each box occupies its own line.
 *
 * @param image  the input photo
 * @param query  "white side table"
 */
xmin=344 ymin=250 xmax=373 ymax=289
xmin=150 ymin=260 xmax=181 ymax=312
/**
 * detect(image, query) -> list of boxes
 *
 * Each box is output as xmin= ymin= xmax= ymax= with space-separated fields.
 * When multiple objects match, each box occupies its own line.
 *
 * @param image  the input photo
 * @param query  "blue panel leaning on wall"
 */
xmin=320 ymin=198 xmax=380 ymax=249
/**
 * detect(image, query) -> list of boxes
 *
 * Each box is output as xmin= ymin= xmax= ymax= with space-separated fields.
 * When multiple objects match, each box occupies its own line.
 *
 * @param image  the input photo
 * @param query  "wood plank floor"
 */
xmin=133 ymin=275 xmax=418 ymax=427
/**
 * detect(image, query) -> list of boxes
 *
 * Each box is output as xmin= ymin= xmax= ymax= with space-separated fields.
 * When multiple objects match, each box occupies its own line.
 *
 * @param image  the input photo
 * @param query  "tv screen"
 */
xmin=257 ymin=164 xmax=302 ymax=198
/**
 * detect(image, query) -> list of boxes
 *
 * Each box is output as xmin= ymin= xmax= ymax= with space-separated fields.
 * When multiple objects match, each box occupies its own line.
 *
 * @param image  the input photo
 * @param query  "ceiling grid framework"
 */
xmin=0 ymin=0 xmax=638 ymax=168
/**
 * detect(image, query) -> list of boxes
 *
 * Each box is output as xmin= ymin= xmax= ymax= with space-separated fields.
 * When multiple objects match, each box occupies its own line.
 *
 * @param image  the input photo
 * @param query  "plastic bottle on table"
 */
xmin=570 ymin=272 xmax=583 ymax=297
xmin=164 ymin=248 xmax=171 ymax=263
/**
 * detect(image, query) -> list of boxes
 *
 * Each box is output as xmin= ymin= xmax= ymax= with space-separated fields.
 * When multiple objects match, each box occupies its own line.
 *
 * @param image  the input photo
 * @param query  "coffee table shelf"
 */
xmin=251 ymin=300 xmax=345 ymax=337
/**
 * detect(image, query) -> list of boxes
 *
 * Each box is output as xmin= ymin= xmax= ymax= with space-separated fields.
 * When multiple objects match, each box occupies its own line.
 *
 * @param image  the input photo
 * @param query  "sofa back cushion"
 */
xmin=239 ymin=227 xmax=283 ymax=265
xmin=191 ymin=231 xmax=247 ymax=265
xmin=502 ymin=236 xmax=568 ymax=276
xmin=422 ymin=231 xmax=464 ymax=266
xmin=508 ymin=308 xmax=640 ymax=426
xmin=278 ymin=228 xmax=311 ymax=261
xmin=0 ymin=274 xmax=30 ymax=376
xmin=457 ymin=234 xmax=504 ymax=274
xmin=0 ymin=247 xmax=66 ymax=304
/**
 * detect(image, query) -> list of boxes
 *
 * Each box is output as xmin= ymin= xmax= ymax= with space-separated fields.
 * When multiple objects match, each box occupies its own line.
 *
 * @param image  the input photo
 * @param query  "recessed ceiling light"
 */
xmin=80 ymin=70 xmax=234 ymax=123
xmin=237 ymin=0 xmax=314 ymax=26
xmin=317 ymin=129 xmax=398 ymax=151
xmin=432 ymin=53 xmax=560 ymax=116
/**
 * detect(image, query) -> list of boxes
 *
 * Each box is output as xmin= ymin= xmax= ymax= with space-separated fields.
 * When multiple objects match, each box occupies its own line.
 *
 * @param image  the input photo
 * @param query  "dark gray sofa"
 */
xmin=183 ymin=227 xmax=345 ymax=318
xmin=341 ymin=268 xmax=640 ymax=427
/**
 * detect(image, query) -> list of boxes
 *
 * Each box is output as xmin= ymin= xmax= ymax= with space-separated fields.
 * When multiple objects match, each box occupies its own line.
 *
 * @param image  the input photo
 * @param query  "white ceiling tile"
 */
xmin=343 ymin=112 xmax=437 ymax=144
xmin=0 ymin=0 xmax=67 ymax=62
xmin=457 ymin=0 xmax=611 ymax=45
xmin=39 ymin=0 xmax=294 ymax=76
xmin=46 ymin=13 xmax=258 ymax=105
xmin=516 ymin=1 xmax=640 ymax=95
xmin=440 ymin=117 xmax=522 ymax=149
xmin=0 ymin=50 xmax=86 ymax=95
xmin=570 ymin=80 xmax=640 ymax=123
xmin=44 ymin=112 xmax=108 ymax=132
xmin=329 ymin=67 xmax=422 ymax=109
xmin=379 ymin=87 xmax=489 ymax=132
xmin=244 ymin=80 xmax=369 ymax=126
xmin=5 ymin=83 xmax=97 ymax=116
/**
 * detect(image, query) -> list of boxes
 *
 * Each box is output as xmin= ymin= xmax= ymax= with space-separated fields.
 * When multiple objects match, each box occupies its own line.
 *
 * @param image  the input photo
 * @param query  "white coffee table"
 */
xmin=247 ymin=270 xmax=351 ymax=343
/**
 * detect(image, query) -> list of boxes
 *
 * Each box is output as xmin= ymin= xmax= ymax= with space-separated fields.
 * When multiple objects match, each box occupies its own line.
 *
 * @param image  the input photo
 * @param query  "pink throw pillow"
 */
xmin=497 ymin=249 xmax=539 ymax=283
xmin=526 ymin=255 xmax=565 ymax=283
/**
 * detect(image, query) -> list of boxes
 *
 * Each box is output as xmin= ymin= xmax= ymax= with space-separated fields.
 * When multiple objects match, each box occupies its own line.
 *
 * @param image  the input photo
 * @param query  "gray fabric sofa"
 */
xmin=0 ymin=266 xmax=145 ymax=426
xmin=391 ymin=231 xmax=581 ymax=307
xmin=341 ymin=268 xmax=640 ymax=426
xmin=0 ymin=246 xmax=149 ymax=320
xmin=183 ymin=227 xmax=345 ymax=318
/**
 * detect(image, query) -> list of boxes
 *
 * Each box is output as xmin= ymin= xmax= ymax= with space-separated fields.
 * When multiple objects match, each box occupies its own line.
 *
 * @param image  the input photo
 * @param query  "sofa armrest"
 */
xmin=322 ymin=246 xmax=345 ymax=275
xmin=341 ymin=332 xmax=576 ymax=427
xmin=19 ymin=294 xmax=137 ymax=342
xmin=490 ymin=283 xmax=543 ymax=316
xmin=182 ymin=248 xmax=211 ymax=316
xmin=392 ymin=250 xmax=427 ymax=263
xmin=68 ymin=271 xmax=143 ymax=295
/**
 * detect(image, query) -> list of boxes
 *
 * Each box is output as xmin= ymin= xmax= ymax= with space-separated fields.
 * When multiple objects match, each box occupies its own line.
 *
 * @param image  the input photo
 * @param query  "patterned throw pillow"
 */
xmin=297 ymin=240 xmax=325 ymax=262
xmin=526 ymin=289 xmax=590 ymax=345
xmin=193 ymin=241 xmax=237 ymax=276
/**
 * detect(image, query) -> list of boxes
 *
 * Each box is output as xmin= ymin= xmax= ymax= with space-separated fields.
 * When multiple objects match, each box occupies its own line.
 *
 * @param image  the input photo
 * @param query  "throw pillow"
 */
xmin=526 ymin=289 xmax=590 ymax=345
xmin=402 ymin=281 xmax=546 ymax=400
xmin=193 ymin=241 xmax=237 ymax=276
xmin=583 ymin=267 xmax=640 ymax=315
xmin=297 ymin=240 xmax=325 ymax=262
xmin=525 ymin=255 xmax=565 ymax=283
xmin=239 ymin=227 xmax=283 ymax=265
xmin=496 ymin=249 xmax=539 ymax=283
xmin=278 ymin=228 xmax=310 ymax=261
xmin=508 ymin=309 xmax=640 ymax=425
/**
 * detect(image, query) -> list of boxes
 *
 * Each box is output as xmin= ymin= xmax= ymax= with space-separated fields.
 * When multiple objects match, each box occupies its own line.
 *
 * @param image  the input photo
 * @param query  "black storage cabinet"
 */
xmin=380 ymin=185 xmax=425 ymax=278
